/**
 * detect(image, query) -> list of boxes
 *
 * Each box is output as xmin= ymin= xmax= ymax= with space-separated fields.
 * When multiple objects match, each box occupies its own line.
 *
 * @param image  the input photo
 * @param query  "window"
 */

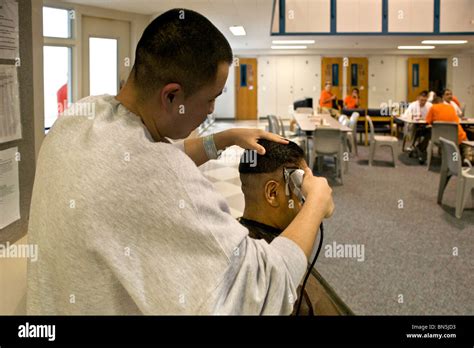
xmin=43 ymin=7 xmax=72 ymax=38
xmin=43 ymin=6 xmax=74 ymax=131
xmin=89 ymin=37 xmax=118 ymax=96
xmin=332 ymin=64 xmax=339 ymax=86
xmin=43 ymin=46 xmax=72 ymax=129
xmin=351 ymin=64 xmax=358 ymax=87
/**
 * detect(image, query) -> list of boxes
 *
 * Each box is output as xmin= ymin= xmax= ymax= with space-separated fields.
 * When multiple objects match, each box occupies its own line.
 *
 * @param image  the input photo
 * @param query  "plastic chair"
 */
xmin=338 ymin=115 xmax=351 ymax=172
xmin=268 ymin=115 xmax=306 ymax=151
xmin=438 ymin=137 xmax=474 ymax=219
xmin=310 ymin=128 xmax=344 ymax=184
xmin=267 ymin=115 xmax=282 ymax=135
xmin=367 ymin=115 xmax=398 ymax=167
xmin=427 ymin=122 xmax=458 ymax=170
xmin=348 ymin=112 xmax=359 ymax=156
xmin=338 ymin=115 xmax=349 ymax=126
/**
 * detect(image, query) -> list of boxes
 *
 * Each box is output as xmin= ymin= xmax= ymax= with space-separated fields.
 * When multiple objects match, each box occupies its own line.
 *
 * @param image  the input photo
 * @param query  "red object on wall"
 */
xmin=57 ymin=83 xmax=68 ymax=115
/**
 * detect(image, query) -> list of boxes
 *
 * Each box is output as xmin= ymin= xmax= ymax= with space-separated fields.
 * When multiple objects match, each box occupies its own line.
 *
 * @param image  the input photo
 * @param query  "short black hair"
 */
xmin=239 ymin=139 xmax=304 ymax=174
xmin=442 ymin=88 xmax=452 ymax=96
xmin=133 ymin=9 xmax=233 ymax=98
xmin=352 ymin=88 xmax=359 ymax=94
xmin=432 ymin=96 xmax=443 ymax=104
xmin=419 ymin=90 xmax=428 ymax=97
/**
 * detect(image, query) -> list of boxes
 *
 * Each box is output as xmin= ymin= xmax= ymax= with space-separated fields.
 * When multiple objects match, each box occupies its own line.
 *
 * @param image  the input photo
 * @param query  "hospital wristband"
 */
xmin=203 ymin=134 xmax=219 ymax=160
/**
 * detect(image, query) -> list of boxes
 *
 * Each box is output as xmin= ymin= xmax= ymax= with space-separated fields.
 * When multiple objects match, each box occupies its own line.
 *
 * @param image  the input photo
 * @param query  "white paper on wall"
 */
xmin=0 ymin=146 xmax=20 ymax=229
xmin=0 ymin=0 xmax=19 ymax=60
xmin=0 ymin=64 xmax=21 ymax=144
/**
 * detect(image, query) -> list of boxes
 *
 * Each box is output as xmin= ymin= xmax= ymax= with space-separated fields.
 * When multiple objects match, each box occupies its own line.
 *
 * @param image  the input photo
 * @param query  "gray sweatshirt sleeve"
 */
xmin=208 ymin=235 xmax=307 ymax=315
xmin=163 ymin=150 xmax=308 ymax=315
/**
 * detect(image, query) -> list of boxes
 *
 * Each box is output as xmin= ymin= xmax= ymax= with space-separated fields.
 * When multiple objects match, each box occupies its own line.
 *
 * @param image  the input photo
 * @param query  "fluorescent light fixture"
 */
xmin=272 ymin=40 xmax=315 ymax=44
xmin=271 ymin=45 xmax=307 ymax=49
xmin=421 ymin=40 xmax=467 ymax=44
xmin=398 ymin=45 xmax=435 ymax=50
xmin=229 ymin=26 xmax=246 ymax=36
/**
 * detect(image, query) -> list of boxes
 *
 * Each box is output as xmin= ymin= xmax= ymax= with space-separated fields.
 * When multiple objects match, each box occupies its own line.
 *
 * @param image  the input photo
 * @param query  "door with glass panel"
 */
xmin=81 ymin=16 xmax=131 ymax=97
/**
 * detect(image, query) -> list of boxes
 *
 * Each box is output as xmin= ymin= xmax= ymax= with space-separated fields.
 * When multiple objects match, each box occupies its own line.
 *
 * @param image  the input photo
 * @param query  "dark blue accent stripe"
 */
xmin=269 ymin=0 xmax=472 ymax=36
xmin=382 ymin=0 xmax=388 ymax=33
xmin=270 ymin=31 xmax=474 ymax=36
xmin=434 ymin=0 xmax=440 ymax=33
xmin=330 ymin=0 xmax=336 ymax=34
xmin=279 ymin=0 xmax=285 ymax=34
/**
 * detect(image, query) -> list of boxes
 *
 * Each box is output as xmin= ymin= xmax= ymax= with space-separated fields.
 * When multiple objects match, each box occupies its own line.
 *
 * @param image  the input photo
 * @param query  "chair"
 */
xmin=367 ymin=115 xmax=398 ymax=167
xmin=348 ymin=112 xmax=359 ymax=156
xmin=267 ymin=115 xmax=282 ymax=134
xmin=309 ymin=128 xmax=344 ymax=184
xmin=438 ymin=137 xmax=474 ymax=219
xmin=338 ymin=115 xmax=349 ymax=126
xmin=427 ymin=122 xmax=458 ymax=170
xmin=268 ymin=115 xmax=306 ymax=151
xmin=338 ymin=115 xmax=350 ymax=173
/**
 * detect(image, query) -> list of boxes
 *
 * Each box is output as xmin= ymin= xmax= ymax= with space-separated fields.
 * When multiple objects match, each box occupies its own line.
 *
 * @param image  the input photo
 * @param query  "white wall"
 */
xmin=440 ymin=0 xmax=474 ymax=33
xmin=254 ymin=53 xmax=474 ymax=117
xmin=368 ymin=56 xmax=408 ymax=108
xmin=337 ymin=0 xmax=382 ymax=33
xmin=258 ymin=55 xmax=321 ymax=117
xmin=388 ymin=0 xmax=434 ymax=33
xmin=448 ymin=54 xmax=474 ymax=116
xmin=257 ymin=54 xmax=413 ymax=117
xmin=213 ymin=64 xmax=235 ymax=119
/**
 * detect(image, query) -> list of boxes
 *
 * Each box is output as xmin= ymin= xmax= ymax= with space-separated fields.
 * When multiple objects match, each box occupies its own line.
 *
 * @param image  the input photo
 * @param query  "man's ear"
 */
xmin=160 ymin=83 xmax=183 ymax=112
xmin=264 ymin=180 xmax=281 ymax=208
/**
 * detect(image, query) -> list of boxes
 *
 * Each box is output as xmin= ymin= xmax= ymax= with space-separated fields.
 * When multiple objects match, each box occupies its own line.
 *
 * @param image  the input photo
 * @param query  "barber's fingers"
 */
xmin=257 ymin=130 xmax=289 ymax=145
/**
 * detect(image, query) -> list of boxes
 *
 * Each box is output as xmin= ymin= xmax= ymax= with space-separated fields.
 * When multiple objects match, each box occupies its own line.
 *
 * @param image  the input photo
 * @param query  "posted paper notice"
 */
xmin=0 ymin=146 xmax=20 ymax=229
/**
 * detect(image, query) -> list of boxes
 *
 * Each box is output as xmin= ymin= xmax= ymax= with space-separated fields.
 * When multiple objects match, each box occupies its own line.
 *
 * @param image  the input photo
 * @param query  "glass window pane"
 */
xmin=43 ymin=46 xmax=71 ymax=130
xmin=43 ymin=7 xmax=71 ymax=38
xmin=89 ymin=37 xmax=118 ymax=96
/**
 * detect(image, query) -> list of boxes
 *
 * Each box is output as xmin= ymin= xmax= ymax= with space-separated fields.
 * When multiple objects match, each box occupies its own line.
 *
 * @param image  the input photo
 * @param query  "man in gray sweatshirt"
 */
xmin=27 ymin=8 xmax=334 ymax=315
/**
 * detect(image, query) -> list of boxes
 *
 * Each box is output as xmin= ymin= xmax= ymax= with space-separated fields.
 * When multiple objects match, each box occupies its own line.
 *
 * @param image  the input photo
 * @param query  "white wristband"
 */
xmin=203 ymin=134 xmax=219 ymax=160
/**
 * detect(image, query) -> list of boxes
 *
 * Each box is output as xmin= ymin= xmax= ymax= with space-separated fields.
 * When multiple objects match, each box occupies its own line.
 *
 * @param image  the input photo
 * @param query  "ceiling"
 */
xmin=63 ymin=0 xmax=474 ymax=55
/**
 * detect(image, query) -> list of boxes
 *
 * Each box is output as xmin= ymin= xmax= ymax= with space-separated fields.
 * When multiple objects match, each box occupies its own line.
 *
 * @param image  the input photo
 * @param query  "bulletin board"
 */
xmin=0 ymin=0 xmax=35 ymax=244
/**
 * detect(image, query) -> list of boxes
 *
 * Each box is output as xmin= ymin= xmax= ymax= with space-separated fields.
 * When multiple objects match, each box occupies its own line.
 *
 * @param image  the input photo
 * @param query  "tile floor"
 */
xmin=199 ymin=119 xmax=268 ymax=218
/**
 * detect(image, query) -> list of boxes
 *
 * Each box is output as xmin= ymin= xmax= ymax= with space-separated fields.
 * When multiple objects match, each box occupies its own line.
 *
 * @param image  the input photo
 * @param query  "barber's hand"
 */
xmin=301 ymin=167 xmax=334 ymax=218
xmin=220 ymin=128 xmax=289 ymax=155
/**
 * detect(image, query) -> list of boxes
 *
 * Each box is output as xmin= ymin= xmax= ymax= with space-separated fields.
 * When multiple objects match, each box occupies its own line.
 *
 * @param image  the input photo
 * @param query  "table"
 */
xmin=294 ymin=113 xmax=352 ymax=163
xmin=397 ymin=116 xmax=474 ymax=125
xmin=396 ymin=116 xmax=474 ymax=151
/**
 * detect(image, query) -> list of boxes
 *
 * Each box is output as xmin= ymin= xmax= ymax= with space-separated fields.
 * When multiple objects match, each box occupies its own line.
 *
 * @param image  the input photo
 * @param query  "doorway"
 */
xmin=321 ymin=57 xmax=343 ymax=102
xmin=345 ymin=57 xmax=368 ymax=109
xmin=429 ymin=58 xmax=447 ymax=97
xmin=407 ymin=58 xmax=447 ymax=102
xmin=81 ymin=16 xmax=131 ymax=98
xmin=235 ymin=58 xmax=258 ymax=120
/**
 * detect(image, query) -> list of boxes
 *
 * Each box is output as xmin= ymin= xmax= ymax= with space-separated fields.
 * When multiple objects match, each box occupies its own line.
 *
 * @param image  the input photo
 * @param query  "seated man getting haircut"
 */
xmin=238 ymin=140 xmax=352 ymax=316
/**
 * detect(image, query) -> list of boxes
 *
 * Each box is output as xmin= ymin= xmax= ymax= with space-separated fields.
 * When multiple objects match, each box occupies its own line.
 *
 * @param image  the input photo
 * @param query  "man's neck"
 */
xmin=116 ymin=82 xmax=164 ymax=142
xmin=242 ymin=206 xmax=282 ymax=231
